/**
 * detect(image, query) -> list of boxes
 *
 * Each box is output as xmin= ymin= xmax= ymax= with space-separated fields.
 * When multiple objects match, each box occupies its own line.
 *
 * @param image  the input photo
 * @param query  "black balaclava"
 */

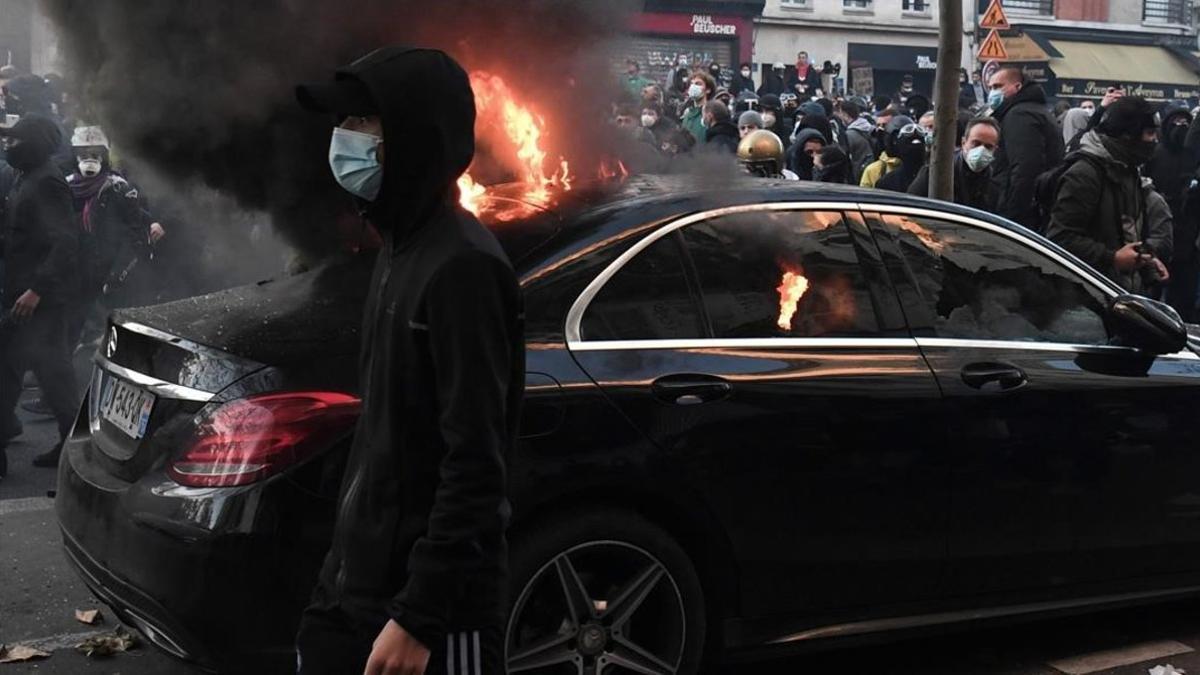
xmin=3 ymin=114 xmax=60 ymax=172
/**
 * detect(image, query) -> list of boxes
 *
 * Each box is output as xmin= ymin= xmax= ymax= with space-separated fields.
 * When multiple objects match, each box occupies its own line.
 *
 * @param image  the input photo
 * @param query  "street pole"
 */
xmin=930 ymin=0 xmax=963 ymax=201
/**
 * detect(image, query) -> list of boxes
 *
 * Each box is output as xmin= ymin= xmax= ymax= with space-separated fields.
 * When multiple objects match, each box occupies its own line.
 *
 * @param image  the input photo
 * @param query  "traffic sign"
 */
xmin=980 ymin=0 xmax=1010 ymax=30
xmin=981 ymin=59 xmax=1000 ymax=84
xmin=978 ymin=30 xmax=1008 ymax=60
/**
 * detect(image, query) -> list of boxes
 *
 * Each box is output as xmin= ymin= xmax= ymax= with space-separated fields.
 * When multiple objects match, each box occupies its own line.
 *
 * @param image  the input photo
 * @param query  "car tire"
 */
xmin=506 ymin=507 xmax=708 ymax=674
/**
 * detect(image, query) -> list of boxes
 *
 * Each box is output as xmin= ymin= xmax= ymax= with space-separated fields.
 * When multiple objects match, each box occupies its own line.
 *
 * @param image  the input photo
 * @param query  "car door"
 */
xmin=566 ymin=203 xmax=950 ymax=622
xmin=865 ymin=204 xmax=1200 ymax=595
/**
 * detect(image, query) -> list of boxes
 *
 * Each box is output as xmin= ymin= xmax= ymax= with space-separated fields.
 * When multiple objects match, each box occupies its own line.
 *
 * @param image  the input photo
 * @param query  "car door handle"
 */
xmin=651 ymin=374 xmax=732 ymax=406
xmin=961 ymin=362 xmax=1027 ymax=392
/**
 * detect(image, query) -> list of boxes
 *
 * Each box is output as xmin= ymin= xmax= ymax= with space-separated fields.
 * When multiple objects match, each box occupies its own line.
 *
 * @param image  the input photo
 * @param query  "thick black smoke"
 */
xmin=40 ymin=0 xmax=636 ymax=263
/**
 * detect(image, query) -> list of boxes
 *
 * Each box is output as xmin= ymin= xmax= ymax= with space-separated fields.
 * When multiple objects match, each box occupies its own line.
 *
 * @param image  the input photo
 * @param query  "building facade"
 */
xmin=624 ymin=0 xmax=767 ymax=89
xmin=754 ymin=0 xmax=942 ymax=101
xmin=0 ymin=0 xmax=62 ymax=77
xmin=970 ymin=0 xmax=1200 ymax=105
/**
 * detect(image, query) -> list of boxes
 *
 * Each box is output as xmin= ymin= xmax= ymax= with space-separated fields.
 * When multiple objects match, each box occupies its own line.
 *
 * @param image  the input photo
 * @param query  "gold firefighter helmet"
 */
xmin=737 ymin=129 xmax=785 ymax=177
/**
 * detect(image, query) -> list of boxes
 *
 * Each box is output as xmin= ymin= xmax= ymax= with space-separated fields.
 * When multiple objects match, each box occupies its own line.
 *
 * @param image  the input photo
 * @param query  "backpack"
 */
xmin=1033 ymin=151 xmax=1102 ymax=234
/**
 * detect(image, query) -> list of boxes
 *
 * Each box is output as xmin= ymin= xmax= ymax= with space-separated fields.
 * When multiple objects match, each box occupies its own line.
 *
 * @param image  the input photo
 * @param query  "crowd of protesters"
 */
xmin=614 ymin=54 xmax=1200 ymax=326
xmin=0 ymin=65 xmax=172 ymax=477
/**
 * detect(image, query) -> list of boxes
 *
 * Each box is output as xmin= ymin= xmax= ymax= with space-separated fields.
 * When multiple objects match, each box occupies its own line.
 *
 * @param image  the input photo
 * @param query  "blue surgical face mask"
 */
xmin=987 ymin=89 xmax=1004 ymax=109
xmin=329 ymin=127 xmax=383 ymax=202
xmin=965 ymin=145 xmax=995 ymax=172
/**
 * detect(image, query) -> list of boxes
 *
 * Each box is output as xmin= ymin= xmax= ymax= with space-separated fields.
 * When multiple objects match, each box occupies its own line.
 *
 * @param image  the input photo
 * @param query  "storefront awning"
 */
xmin=1049 ymin=39 xmax=1200 ymax=101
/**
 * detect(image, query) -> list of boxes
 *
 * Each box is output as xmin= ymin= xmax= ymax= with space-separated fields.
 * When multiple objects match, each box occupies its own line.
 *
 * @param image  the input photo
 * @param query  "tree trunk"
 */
xmin=930 ymin=0 xmax=964 ymax=201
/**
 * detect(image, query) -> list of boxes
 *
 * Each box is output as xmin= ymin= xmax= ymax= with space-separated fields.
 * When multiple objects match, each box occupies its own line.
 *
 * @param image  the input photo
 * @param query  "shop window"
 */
xmin=781 ymin=0 xmax=812 ymax=7
xmin=903 ymin=0 xmax=931 ymax=13
xmin=843 ymin=0 xmax=873 ymax=11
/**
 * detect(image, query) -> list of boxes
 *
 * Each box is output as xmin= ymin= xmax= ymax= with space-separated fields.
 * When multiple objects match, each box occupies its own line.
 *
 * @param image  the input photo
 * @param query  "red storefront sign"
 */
xmin=630 ymin=12 xmax=755 ymax=65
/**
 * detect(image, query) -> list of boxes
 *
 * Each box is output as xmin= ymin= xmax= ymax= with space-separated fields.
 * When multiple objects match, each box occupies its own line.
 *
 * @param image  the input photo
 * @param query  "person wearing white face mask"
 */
xmin=907 ymin=116 xmax=1001 ymax=211
xmin=680 ymin=72 xmax=716 ymax=145
xmin=59 ymin=126 xmax=166 ymax=364
xmin=732 ymin=62 xmax=756 ymax=97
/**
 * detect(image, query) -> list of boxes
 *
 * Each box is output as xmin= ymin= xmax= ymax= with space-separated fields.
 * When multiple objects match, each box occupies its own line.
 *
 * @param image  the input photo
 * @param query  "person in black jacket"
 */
xmin=703 ymin=100 xmax=739 ymax=155
xmin=732 ymin=62 xmax=756 ymax=97
xmin=907 ymin=116 xmax=1000 ymax=210
xmin=1148 ymin=106 xmax=1200 ymax=318
xmin=787 ymin=51 xmax=822 ymax=99
xmin=758 ymin=62 xmax=787 ymax=97
xmin=876 ymin=121 xmax=929 ymax=193
xmin=0 ymin=115 xmax=79 ymax=476
xmin=295 ymin=47 xmax=523 ymax=675
xmin=987 ymin=66 xmax=1065 ymax=229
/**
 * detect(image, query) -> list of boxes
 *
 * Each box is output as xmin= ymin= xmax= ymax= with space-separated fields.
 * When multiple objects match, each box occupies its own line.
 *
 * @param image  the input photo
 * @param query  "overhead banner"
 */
xmin=1055 ymin=78 xmax=1200 ymax=102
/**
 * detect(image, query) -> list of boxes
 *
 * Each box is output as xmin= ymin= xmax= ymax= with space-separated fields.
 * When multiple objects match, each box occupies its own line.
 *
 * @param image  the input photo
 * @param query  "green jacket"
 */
xmin=681 ymin=105 xmax=706 ymax=146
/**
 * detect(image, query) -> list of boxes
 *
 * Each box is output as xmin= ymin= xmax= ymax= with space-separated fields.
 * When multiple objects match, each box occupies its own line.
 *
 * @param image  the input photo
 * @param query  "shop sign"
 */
xmin=690 ymin=14 xmax=737 ymax=35
xmin=1056 ymin=79 xmax=1200 ymax=101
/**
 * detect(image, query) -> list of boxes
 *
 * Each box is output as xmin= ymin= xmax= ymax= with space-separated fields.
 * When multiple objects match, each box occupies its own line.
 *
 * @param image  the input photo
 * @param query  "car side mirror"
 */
xmin=1108 ymin=294 xmax=1187 ymax=355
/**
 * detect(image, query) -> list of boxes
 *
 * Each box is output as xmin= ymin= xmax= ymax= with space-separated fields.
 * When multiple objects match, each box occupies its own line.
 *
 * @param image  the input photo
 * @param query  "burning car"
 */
xmin=54 ymin=173 xmax=1200 ymax=674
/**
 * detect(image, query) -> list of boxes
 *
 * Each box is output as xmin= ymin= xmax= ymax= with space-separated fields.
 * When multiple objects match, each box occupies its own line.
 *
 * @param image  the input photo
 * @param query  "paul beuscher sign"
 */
xmin=690 ymin=14 xmax=737 ymax=35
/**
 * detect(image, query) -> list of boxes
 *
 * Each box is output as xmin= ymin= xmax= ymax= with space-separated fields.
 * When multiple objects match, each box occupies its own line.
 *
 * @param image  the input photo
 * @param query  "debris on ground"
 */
xmin=75 ymin=626 xmax=138 ymax=658
xmin=74 ymin=608 xmax=102 ymax=625
xmin=1150 ymin=666 xmax=1187 ymax=675
xmin=0 ymin=644 xmax=51 ymax=663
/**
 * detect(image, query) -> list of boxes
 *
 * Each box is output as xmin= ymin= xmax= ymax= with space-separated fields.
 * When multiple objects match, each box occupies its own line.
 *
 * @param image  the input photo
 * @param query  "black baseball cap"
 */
xmin=296 ymin=75 xmax=377 ymax=116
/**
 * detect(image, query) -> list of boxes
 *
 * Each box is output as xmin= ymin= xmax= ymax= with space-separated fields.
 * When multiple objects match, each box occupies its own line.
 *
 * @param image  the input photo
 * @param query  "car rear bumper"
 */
xmin=60 ymin=524 xmax=214 ymax=668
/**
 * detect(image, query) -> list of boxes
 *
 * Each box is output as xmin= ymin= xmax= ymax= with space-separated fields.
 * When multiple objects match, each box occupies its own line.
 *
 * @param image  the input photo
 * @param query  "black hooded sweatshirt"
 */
xmin=0 ymin=114 xmax=77 ymax=308
xmin=307 ymin=48 xmax=524 ymax=648
xmin=1146 ymin=107 xmax=1197 ymax=219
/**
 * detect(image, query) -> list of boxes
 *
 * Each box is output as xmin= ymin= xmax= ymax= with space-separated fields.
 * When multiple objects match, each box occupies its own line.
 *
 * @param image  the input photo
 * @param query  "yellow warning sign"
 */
xmin=980 ymin=0 xmax=1010 ymax=30
xmin=978 ymin=30 xmax=1008 ymax=60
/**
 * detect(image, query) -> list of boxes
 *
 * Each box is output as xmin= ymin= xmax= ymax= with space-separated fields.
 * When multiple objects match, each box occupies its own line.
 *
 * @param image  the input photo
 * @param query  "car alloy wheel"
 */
xmin=506 ymin=540 xmax=688 ymax=674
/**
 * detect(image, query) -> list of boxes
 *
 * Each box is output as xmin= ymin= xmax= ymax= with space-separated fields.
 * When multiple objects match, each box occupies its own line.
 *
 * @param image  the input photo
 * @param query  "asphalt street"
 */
xmin=7 ymin=382 xmax=1200 ymax=674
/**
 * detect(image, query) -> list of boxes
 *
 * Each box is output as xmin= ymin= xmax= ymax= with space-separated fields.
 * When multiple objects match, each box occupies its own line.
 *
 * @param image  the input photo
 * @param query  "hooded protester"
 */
xmin=732 ymin=62 xmax=756 ymax=97
xmin=1047 ymin=96 xmax=1173 ymax=295
xmin=794 ymin=100 xmax=833 ymax=146
xmin=876 ymin=120 xmax=929 ymax=193
xmin=814 ymin=145 xmax=852 ymax=184
xmin=860 ymin=114 xmax=912 ymax=188
xmin=907 ymin=116 xmax=1001 ymax=210
xmin=786 ymin=127 xmax=826 ymax=180
xmin=758 ymin=62 xmax=787 ymax=97
xmin=1147 ymin=106 xmax=1200 ymax=318
xmin=1061 ymin=107 xmax=1091 ymax=149
xmin=758 ymin=93 xmax=787 ymax=138
xmin=0 ymin=115 xmax=79 ymax=476
xmin=295 ymin=47 xmax=523 ymax=675
xmin=987 ymin=66 xmax=1065 ymax=229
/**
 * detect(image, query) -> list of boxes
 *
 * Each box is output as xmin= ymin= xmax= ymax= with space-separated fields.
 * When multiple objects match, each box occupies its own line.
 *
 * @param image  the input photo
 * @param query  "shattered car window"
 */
xmin=883 ymin=215 xmax=1109 ymax=345
xmin=682 ymin=211 xmax=880 ymax=339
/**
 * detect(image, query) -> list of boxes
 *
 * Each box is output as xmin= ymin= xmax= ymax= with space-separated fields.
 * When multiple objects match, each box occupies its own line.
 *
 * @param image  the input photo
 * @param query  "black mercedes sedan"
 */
xmin=56 ymin=177 xmax=1200 ymax=674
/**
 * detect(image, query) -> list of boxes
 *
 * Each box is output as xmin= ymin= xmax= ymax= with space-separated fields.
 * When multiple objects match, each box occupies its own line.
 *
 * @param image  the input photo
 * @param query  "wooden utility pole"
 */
xmin=930 ymin=0 xmax=963 ymax=201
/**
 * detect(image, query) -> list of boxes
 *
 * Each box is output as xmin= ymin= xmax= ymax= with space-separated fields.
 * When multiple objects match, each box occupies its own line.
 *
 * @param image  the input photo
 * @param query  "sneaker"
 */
xmin=32 ymin=443 xmax=62 ymax=469
xmin=20 ymin=398 xmax=53 ymax=417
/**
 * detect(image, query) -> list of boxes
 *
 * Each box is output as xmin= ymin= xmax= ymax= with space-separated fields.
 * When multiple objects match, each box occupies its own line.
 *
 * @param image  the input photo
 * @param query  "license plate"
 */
xmin=99 ymin=375 xmax=156 ymax=440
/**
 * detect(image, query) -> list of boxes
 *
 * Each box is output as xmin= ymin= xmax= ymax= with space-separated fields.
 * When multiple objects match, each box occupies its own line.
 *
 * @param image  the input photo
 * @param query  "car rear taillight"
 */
xmin=168 ymin=392 xmax=361 ymax=488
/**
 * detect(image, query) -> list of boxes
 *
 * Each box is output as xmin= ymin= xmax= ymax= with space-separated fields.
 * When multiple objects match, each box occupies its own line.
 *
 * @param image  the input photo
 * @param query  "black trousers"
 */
xmin=0 ymin=304 xmax=79 ymax=442
xmin=295 ymin=605 xmax=503 ymax=675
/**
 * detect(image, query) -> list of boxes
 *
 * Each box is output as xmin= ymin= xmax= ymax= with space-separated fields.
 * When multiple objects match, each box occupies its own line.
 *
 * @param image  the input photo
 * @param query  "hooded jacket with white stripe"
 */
xmin=308 ymin=47 xmax=524 ymax=650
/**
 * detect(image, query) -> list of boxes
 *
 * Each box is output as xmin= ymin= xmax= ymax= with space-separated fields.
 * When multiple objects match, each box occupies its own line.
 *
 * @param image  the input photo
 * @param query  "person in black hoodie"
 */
xmin=295 ymin=47 xmax=523 ymax=675
xmin=0 ymin=115 xmax=79 ymax=476
xmin=1149 ymin=106 xmax=1200 ymax=318
xmin=987 ymin=66 xmax=1065 ymax=229
xmin=876 ymin=121 xmax=929 ymax=193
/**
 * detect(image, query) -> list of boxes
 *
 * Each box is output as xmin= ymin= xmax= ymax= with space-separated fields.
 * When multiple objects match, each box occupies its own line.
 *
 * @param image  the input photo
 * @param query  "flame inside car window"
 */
xmin=776 ymin=268 xmax=810 ymax=331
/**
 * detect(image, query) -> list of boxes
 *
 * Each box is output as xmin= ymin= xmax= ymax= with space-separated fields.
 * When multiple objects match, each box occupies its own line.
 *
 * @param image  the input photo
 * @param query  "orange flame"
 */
xmin=459 ymin=71 xmax=571 ymax=216
xmin=777 ymin=270 xmax=810 ymax=331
